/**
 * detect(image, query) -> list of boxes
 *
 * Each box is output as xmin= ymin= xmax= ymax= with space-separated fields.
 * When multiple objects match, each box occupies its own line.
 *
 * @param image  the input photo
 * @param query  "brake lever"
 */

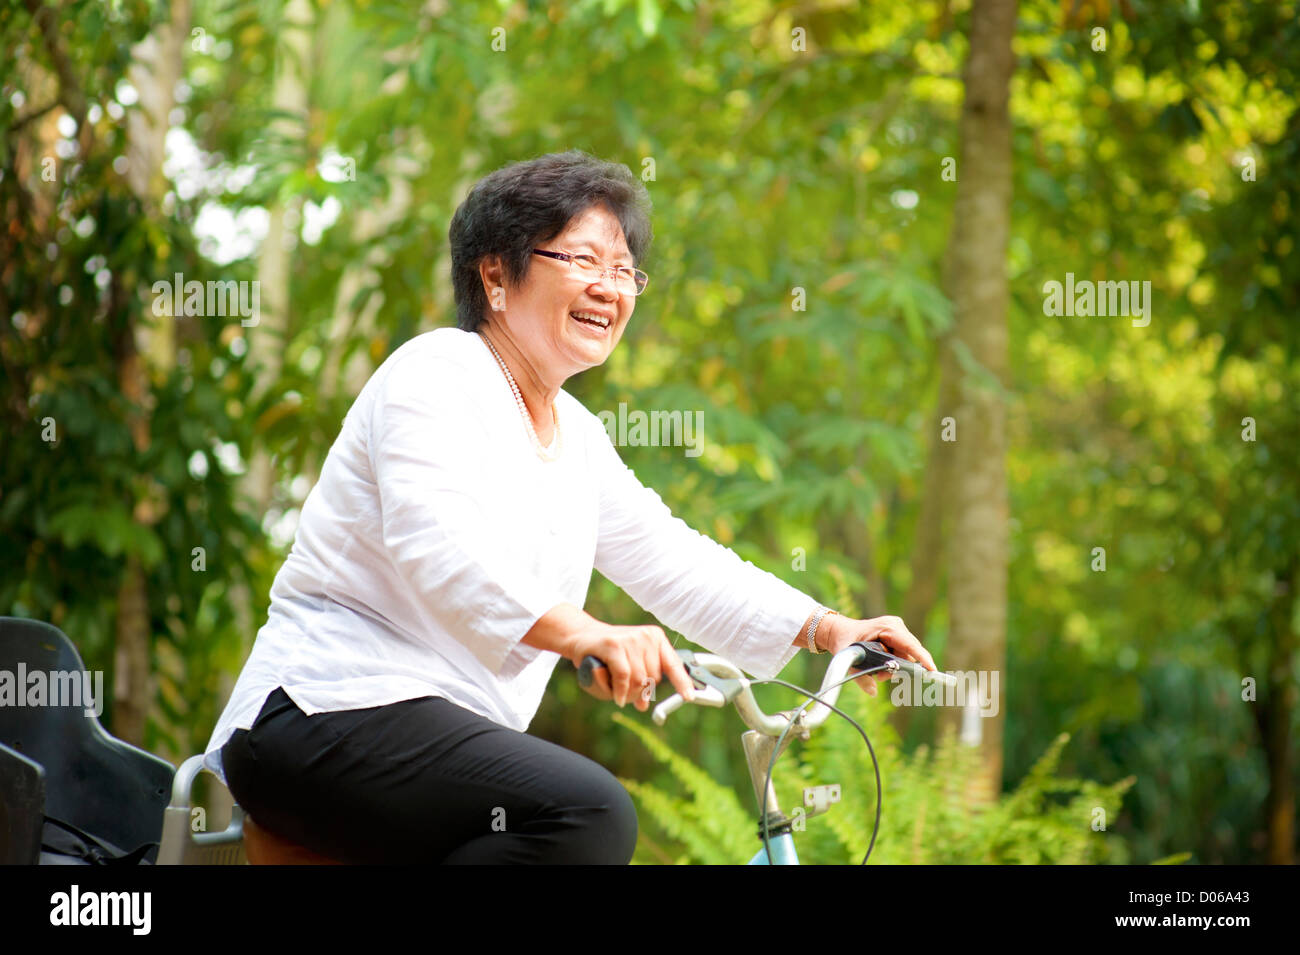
xmin=649 ymin=650 xmax=744 ymax=725
xmin=676 ymin=649 xmax=745 ymax=703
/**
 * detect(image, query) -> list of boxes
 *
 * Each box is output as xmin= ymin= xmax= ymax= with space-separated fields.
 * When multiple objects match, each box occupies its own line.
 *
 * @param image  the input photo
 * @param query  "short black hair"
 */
xmin=448 ymin=150 xmax=653 ymax=332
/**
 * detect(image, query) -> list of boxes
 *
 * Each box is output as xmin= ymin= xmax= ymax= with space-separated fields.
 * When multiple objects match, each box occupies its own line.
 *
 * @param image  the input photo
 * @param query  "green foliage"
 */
xmin=613 ymin=711 xmax=754 ymax=864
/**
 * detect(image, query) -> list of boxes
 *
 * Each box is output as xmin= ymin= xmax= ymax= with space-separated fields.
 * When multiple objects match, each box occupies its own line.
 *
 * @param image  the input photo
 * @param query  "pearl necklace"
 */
xmin=479 ymin=332 xmax=562 ymax=463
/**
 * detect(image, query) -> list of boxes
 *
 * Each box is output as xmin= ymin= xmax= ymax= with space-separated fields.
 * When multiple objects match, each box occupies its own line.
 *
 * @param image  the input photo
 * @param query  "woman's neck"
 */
xmin=477 ymin=326 xmax=560 ymax=433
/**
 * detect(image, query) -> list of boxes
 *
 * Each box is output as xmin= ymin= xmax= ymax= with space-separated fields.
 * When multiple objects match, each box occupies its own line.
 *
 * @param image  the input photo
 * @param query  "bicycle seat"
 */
xmin=243 ymin=815 xmax=346 ymax=865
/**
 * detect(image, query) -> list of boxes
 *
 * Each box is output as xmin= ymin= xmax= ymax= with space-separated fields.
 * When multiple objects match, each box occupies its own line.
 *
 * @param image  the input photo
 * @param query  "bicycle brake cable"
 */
xmin=748 ymin=664 xmax=891 ymax=866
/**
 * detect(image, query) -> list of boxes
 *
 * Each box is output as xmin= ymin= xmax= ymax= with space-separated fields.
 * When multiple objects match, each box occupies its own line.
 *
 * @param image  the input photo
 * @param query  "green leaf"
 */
xmin=636 ymin=0 xmax=661 ymax=36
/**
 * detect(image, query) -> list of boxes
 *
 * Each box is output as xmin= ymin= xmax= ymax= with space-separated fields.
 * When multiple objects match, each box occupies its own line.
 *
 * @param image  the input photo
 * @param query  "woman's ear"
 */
xmin=478 ymin=253 xmax=503 ymax=293
xmin=478 ymin=255 xmax=507 ymax=312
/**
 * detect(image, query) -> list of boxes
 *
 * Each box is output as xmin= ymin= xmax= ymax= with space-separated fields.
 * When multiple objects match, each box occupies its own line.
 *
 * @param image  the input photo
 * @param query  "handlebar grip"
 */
xmin=577 ymin=655 xmax=606 ymax=689
xmin=652 ymin=693 xmax=686 ymax=725
xmin=852 ymin=640 xmax=960 ymax=686
xmin=923 ymin=667 xmax=960 ymax=687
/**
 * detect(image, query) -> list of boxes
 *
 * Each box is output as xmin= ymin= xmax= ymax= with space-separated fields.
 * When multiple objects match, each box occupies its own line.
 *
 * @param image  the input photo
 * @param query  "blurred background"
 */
xmin=1 ymin=0 xmax=1296 ymax=864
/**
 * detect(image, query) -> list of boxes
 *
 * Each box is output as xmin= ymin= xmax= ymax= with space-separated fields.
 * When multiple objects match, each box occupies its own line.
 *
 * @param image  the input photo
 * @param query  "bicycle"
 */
xmin=579 ymin=640 xmax=958 ymax=864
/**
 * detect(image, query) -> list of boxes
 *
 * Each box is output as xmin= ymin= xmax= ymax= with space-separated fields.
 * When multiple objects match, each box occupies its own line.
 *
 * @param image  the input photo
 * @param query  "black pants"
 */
xmin=221 ymin=687 xmax=637 ymax=864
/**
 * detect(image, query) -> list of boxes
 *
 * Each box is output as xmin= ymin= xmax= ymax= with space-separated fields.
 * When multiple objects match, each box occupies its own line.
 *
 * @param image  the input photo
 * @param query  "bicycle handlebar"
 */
xmin=577 ymin=640 xmax=959 ymax=737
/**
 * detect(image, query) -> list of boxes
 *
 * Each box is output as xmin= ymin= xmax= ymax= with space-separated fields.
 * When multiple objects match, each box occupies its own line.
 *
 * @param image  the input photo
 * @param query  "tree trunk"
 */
xmin=933 ymin=0 xmax=1017 ymax=805
xmin=111 ymin=558 xmax=150 ymax=744
xmin=246 ymin=0 xmax=314 ymax=509
xmin=111 ymin=0 xmax=190 ymax=747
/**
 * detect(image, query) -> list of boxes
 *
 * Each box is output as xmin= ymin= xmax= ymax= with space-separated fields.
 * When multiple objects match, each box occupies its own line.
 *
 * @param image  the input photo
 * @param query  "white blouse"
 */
xmin=203 ymin=327 xmax=819 ymax=784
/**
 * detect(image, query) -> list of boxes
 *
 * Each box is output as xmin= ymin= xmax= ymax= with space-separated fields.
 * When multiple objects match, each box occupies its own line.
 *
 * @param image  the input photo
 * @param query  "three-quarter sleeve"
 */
xmin=367 ymin=351 xmax=564 ymax=675
xmin=589 ymin=419 xmax=818 ymax=679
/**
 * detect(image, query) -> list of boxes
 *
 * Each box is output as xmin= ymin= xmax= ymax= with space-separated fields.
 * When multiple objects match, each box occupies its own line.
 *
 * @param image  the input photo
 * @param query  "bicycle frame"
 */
xmin=742 ymin=724 xmax=806 ymax=864
xmin=749 ymin=833 xmax=799 ymax=865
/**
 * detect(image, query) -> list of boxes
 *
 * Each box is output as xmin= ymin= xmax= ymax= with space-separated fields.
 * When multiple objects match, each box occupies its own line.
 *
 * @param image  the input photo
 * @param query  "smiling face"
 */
xmin=483 ymin=202 xmax=637 ymax=383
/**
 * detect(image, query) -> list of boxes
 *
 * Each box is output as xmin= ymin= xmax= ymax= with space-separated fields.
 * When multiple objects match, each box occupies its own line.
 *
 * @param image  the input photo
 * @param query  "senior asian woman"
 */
xmin=203 ymin=149 xmax=937 ymax=865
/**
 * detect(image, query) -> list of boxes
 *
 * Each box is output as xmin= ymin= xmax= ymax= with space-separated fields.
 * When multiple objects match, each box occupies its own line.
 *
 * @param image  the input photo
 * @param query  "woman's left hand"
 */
xmin=816 ymin=613 xmax=937 ymax=696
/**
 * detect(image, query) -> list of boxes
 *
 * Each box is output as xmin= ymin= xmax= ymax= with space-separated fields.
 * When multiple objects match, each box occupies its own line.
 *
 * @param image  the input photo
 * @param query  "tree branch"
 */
xmin=21 ymin=0 xmax=88 ymax=129
xmin=8 ymin=98 xmax=60 ymax=134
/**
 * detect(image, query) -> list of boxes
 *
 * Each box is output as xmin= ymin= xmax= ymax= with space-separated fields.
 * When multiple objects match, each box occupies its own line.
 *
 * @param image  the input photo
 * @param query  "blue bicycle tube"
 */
xmin=746 ymin=831 xmax=799 ymax=865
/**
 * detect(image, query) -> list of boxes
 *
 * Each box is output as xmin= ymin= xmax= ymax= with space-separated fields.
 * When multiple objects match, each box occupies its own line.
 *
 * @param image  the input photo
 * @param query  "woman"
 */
xmin=203 ymin=150 xmax=937 ymax=864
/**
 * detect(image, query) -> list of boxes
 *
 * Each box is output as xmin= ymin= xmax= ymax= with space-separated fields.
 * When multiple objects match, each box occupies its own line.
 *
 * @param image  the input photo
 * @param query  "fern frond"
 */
xmin=620 ymin=778 xmax=734 ymax=865
xmin=613 ymin=712 xmax=754 ymax=861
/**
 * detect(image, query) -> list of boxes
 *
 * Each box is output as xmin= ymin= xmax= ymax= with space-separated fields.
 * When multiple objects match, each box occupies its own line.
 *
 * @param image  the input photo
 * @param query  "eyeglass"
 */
xmin=532 ymin=248 xmax=649 ymax=296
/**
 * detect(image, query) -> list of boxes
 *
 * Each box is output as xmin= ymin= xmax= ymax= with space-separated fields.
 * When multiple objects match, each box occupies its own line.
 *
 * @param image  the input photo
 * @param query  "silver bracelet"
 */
xmin=804 ymin=607 xmax=836 ymax=654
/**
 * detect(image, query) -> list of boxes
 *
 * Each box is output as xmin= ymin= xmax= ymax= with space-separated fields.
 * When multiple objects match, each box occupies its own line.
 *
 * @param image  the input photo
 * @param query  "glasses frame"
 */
xmin=531 ymin=248 xmax=649 ymax=296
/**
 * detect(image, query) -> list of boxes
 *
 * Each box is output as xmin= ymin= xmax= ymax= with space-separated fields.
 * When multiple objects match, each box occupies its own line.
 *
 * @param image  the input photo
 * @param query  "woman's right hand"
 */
xmin=523 ymin=604 xmax=696 ymax=711
xmin=569 ymin=620 xmax=697 ymax=711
